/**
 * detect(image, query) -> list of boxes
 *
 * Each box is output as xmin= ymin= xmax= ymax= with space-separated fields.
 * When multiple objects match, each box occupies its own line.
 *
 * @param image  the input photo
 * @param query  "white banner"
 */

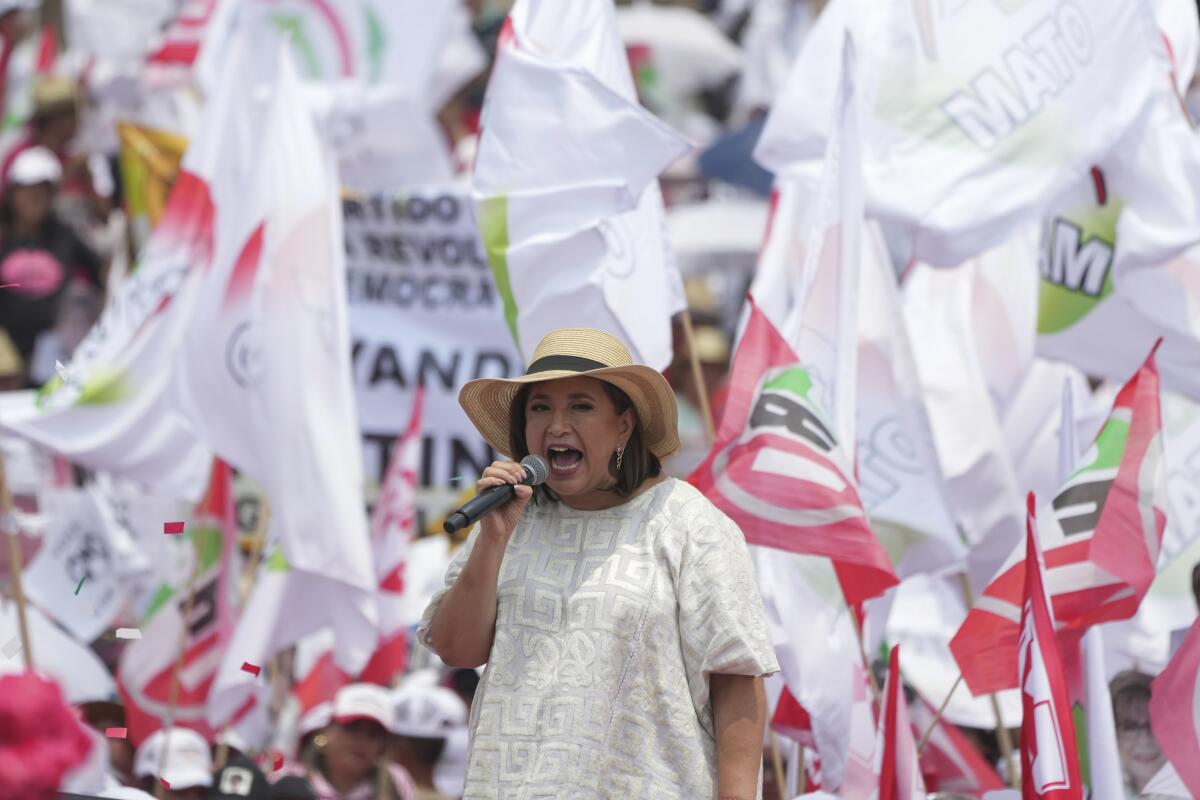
xmin=345 ymin=185 xmax=522 ymax=490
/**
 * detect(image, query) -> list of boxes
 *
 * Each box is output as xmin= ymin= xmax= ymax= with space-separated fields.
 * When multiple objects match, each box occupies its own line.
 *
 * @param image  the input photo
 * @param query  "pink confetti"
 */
xmin=105 ymin=727 xmax=127 ymax=739
xmin=240 ymin=661 xmax=261 ymax=677
xmin=273 ymin=752 xmax=284 ymax=771
xmin=160 ymin=778 xmax=171 ymax=790
xmin=163 ymin=521 xmax=185 ymax=535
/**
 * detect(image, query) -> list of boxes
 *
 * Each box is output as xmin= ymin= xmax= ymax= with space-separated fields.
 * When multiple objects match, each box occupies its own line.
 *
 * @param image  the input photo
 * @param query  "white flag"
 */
xmin=757 ymin=0 xmax=1169 ymax=266
xmin=903 ymin=260 xmax=1025 ymax=587
xmin=1036 ymin=56 xmax=1200 ymax=398
xmin=23 ymin=488 xmax=132 ymax=642
xmin=857 ymin=224 xmax=964 ymax=577
xmin=0 ymin=166 xmax=214 ymax=500
xmin=196 ymin=44 xmax=376 ymax=726
xmin=473 ymin=0 xmax=689 ymax=370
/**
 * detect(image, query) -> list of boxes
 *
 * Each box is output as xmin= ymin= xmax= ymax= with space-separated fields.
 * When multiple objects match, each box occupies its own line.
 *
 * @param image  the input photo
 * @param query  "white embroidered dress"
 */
xmin=418 ymin=478 xmax=779 ymax=799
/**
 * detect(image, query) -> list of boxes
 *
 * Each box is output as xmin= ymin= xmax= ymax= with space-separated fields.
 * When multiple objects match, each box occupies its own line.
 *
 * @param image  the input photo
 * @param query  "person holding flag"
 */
xmin=419 ymin=328 xmax=779 ymax=799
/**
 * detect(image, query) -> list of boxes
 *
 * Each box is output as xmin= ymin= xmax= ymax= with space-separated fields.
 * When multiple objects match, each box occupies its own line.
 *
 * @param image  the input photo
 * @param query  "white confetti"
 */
xmin=55 ymin=360 xmax=69 ymax=382
xmin=115 ymin=628 xmax=142 ymax=640
xmin=3 ymin=636 xmax=21 ymax=658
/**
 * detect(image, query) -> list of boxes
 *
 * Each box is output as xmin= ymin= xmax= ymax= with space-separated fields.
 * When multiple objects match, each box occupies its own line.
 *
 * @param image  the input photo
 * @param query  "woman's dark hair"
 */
xmin=508 ymin=379 xmax=661 ymax=503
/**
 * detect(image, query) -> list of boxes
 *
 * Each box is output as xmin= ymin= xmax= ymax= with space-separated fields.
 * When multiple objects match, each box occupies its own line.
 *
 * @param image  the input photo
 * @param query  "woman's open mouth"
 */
xmin=547 ymin=445 xmax=584 ymax=475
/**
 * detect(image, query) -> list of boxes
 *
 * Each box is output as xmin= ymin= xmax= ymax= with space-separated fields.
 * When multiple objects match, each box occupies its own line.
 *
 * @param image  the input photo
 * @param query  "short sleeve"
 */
xmin=416 ymin=526 xmax=481 ymax=654
xmin=674 ymin=497 xmax=779 ymax=715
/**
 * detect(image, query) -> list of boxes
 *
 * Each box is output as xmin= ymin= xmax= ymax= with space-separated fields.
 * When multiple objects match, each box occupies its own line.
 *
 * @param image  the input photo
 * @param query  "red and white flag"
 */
xmin=360 ymin=384 xmax=424 ymax=684
xmin=117 ymin=459 xmax=241 ymax=744
xmin=691 ymin=298 xmax=897 ymax=604
xmin=874 ymin=646 xmax=925 ymax=800
xmin=951 ymin=344 xmax=1166 ymax=694
xmin=1018 ymin=494 xmax=1083 ymax=800
xmin=144 ymin=0 xmax=236 ymax=90
xmin=1150 ymin=615 xmax=1200 ymax=797
xmin=911 ymin=692 xmax=1004 ymax=794
xmin=693 ymin=32 xmax=894 ymax=604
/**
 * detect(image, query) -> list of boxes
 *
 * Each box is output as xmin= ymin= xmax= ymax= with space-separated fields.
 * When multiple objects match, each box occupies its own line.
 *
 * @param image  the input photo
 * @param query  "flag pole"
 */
xmin=796 ymin=745 xmax=807 ymax=795
xmin=767 ymin=731 xmax=787 ymax=800
xmin=848 ymin=605 xmax=882 ymax=703
xmin=915 ymin=674 xmax=963 ymax=752
xmin=957 ymin=571 xmax=1017 ymax=786
xmin=0 ymin=454 xmax=33 ymax=670
xmin=157 ymin=540 xmax=202 ymax=800
xmin=679 ymin=308 xmax=716 ymax=442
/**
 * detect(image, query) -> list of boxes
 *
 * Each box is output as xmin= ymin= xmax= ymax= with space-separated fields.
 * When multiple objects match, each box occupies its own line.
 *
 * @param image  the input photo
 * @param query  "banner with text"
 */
xmin=344 ymin=185 xmax=521 ymax=502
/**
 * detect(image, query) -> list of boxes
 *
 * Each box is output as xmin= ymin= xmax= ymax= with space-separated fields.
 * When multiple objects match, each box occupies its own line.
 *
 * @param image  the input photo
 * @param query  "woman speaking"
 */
xmin=420 ymin=328 xmax=779 ymax=799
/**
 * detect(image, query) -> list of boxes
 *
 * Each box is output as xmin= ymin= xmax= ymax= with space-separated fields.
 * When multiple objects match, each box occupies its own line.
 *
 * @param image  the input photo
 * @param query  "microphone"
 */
xmin=443 ymin=455 xmax=548 ymax=533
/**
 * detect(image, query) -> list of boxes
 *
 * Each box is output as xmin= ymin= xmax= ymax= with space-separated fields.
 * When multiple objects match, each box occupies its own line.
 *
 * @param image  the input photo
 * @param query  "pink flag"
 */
xmin=952 ymin=344 xmax=1166 ymax=694
xmin=1018 ymin=494 xmax=1083 ymax=800
xmin=1150 ymin=616 xmax=1200 ymax=797
xmin=689 ymin=298 xmax=897 ymax=604
xmin=876 ymin=646 xmax=926 ymax=800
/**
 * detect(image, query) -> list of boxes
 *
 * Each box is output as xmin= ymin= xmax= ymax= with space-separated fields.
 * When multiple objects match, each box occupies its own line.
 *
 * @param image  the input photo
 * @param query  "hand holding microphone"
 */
xmin=445 ymin=455 xmax=549 ymax=539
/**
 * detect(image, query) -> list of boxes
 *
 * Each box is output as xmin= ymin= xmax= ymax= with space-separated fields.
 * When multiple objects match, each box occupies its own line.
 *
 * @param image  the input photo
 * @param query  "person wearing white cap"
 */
xmin=386 ymin=684 xmax=467 ymax=800
xmin=0 ymin=142 xmax=102 ymax=381
xmin=284 ymin=683 xmax=416 ymax=800
xmin=131 ymin=726 xmax=213 ymax=800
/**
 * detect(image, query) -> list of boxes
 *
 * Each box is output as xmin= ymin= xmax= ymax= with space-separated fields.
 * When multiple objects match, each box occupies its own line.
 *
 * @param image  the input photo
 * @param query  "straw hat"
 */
xmin=459 ymin=328 xmax=681 ymax=459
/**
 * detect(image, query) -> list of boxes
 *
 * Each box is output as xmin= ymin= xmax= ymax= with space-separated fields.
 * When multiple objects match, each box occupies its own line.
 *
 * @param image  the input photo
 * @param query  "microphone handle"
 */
xmin=443 ymin=483 xmax=518 ymax=533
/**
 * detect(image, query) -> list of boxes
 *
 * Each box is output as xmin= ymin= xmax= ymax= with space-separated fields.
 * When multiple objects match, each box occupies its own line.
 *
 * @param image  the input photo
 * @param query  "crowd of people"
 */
xmin=0 ymin=0 xmax=1198 ymax=798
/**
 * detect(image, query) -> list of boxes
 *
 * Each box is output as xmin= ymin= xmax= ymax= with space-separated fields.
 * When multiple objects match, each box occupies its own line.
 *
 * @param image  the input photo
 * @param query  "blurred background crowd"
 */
xmin=0 ymin=0 xmax=1198 ymax=798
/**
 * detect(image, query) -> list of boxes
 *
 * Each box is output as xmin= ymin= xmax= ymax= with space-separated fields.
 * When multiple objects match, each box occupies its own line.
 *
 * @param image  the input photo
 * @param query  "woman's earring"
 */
xmin=313 ymin=733 xmax=328 ymax=750
xmin=615 ymin=447 xmax=624 ymax=471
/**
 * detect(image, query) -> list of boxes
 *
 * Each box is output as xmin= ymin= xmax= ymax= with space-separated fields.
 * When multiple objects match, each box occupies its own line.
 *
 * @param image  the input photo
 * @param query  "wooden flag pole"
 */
xmin=957 ymin=571 xmax=1017 ymax=786
xmin=915 ymin=673 xmax=963 ymax=753
xmin=767 ymin=731 xmax=787 ymax=800
xmin=0 ymin=454 xmax=33 ymax=670
xmin=796 ymin=743 xmax=807 ymax=796
xmin=679 ymin=308 xmax=716 ymax=443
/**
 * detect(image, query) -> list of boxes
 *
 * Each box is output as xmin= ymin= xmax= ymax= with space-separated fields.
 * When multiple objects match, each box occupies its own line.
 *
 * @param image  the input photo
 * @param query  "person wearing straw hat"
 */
xmin=420 ymin=328 xmax=779 ymax=800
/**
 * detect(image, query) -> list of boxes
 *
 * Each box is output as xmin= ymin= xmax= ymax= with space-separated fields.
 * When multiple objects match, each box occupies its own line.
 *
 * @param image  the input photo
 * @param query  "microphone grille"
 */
xmin=520 ymin=454 xmax=549 ymax=486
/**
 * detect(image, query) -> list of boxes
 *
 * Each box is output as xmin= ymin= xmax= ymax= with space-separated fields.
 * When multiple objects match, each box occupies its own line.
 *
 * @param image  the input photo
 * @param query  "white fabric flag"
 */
xmin=755 ymin=548 xmax=862 ymax=790
xmin=857 ymin=223 xmax=964 ymax=577
xmin=1036 ymin=60 xmax=1200 ymax=398
xmin=473 ymin=0 xmax=689 ymax=370
xmin=0 ymin=186 xmax=213 ymax=500
xmin=0 ymin=599 xmax=115 ymax=704
xmin=23 ymin=488 xmax=135 ymax=642
xmin=903 ymin=260 xmax=1025 ymax=588
xmin=1083 ymin=626 xmax=1125 ymax=800
xmin=174 ymin=43 xmax=376 ymax=726
xmin=756 ymin=0 xmax=1169 ymax=266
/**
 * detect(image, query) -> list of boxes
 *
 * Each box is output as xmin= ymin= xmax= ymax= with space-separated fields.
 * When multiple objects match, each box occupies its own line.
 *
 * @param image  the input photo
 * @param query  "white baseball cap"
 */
xmin=389 ymin=684 xmax=467 ymax=739
xmin=7 ymin=146 xmax=61 ymax=186
xmin=100 ymin=789 xmax=158 ymax=800
xmin=433 ymin=726 xmax=468 ymax=798
xmin=297 ymin=701 xmax=333 ymax=739
xmin=133 ymin=727 xmax=213 ymax=789
xmin=332 ymin=683 xmax=394 ymax=731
